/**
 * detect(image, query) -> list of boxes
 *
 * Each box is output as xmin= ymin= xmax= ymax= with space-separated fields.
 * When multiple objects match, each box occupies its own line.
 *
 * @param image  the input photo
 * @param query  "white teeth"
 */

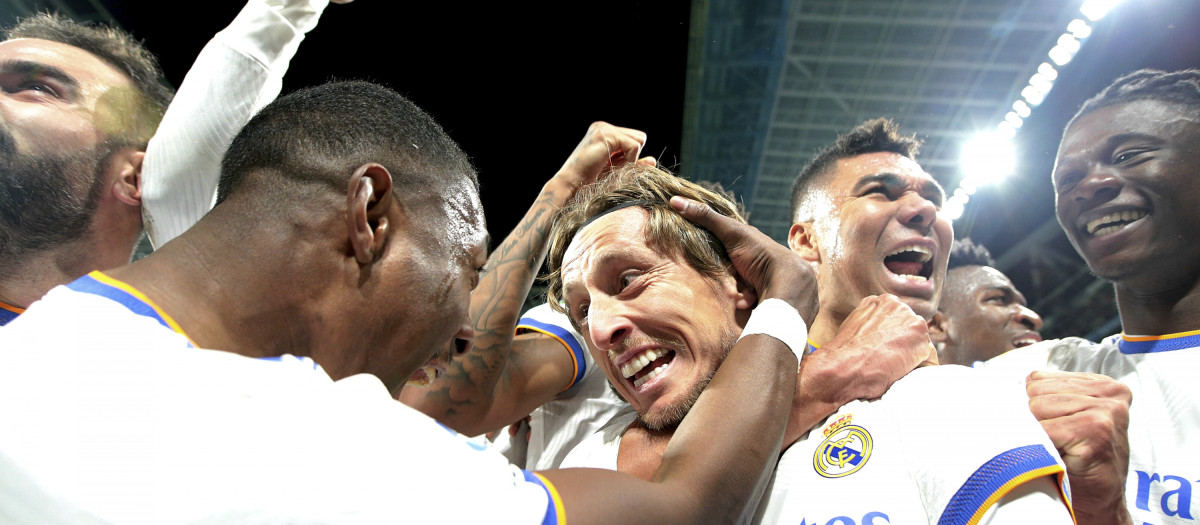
xmin=901 ymin=274 xmax=927 ymax=282
xmin=406 ymin=366 xmax=439 ymax=387
xmin=633 ymin=364 xmax=668 ymax=388
xmin=886 ymin=244 xmax=933 ymax=262
xmin=620 ymin=348 xmax=668 ymax=378
xmin=1086 ymin=210 xmax=1147 ymax=235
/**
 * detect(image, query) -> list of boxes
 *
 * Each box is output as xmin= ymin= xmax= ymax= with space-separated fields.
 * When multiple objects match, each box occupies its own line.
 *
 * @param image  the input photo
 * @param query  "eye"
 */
xmin=574 ymin=303 xmax=590 ymax=328
xmin=985 ymin=293 xmax=1011 ymax=305
xmin=12 ymin=80 xmax=60 ymax=98
xmin=861 ymin=185 xmax=889 ymax=198
xmin=618 ymin=271 xmax=639 ymax=290
xmin=1113 ymin=148 xmax=1152 ymax=165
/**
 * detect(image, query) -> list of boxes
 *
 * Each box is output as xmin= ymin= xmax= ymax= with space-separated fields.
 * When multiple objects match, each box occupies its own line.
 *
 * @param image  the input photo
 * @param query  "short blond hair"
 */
xmin=546 ymin=164 xmax=746 ymax=316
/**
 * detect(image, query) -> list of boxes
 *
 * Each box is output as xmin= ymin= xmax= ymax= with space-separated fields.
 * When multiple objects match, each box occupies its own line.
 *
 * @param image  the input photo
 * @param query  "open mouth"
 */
xmin=406 ymin=365 xmax=441 ymax=387
xmin=883 ymin=244 xmax=934 ymax=281
xmin=620 ymin=348 xmax=677 ymax=389
xmin=1012 ymin=333 xmax=1042 ymax=348
xmin=1085 ymin=210 xmax=1147 ymax=237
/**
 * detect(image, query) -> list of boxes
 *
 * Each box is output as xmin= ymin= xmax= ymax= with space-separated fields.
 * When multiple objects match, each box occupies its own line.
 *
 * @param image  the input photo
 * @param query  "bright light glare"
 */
xmin=997 ymin=121 xmax=1017 ymax=138
xmin=944 ymin=196 xmax=966 ymax=221
xmin=1013 ymin=100 xmax=1032 ymax=118
xmin=1067 ymin=19 xmax=1092 ymax=39
xmin=1030 ymin=72 xmax=1054 ymax=93
xmin=1081 ymin=0 xmax=1122 ymax=21
xmin=960 ymin=131 xmax=1017 ymax=186
xmin=1037 ymin=62 xmax=1058 ymax=81
xmin=1021 ymin=84 xmax=1046 ymax=106
xmin=1048 ymin=45 xmax=1075 ymax=66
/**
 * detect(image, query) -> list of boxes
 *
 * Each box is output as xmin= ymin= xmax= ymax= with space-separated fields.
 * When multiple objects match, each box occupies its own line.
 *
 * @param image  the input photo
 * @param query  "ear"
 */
xmin=109 ymin=149 xmax=145 ymax=206
xmin=787 ymin=222 xmax=821 ymax=263
xmin=731 ymin=274 xmax=758 ymax=312
xmin=346 ymin=163 xmax=396 ymax=264
xmin=927 ymin=310 xmax=950 ymax=345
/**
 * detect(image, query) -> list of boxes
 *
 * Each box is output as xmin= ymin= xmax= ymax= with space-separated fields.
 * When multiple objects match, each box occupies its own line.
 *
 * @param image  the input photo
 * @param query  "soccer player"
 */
xmin=545 ymin=150 xmax=1072 ymax=521
xmin=0 ymin=0 xmax=344 ymax=325
xmin=988 ymin=69 xmax=1200 ymax=524
xmin=401 ymin=123 xmax=931 ymax=471
xmin=0 ymin=81 xmax=808 ymax=524
xmin=928 ymin=238 xmax=1043 ymax=366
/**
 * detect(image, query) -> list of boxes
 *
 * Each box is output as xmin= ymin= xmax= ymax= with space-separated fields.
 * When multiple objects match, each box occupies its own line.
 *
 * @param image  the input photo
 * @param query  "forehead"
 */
xmin=436 ymin=178 xmax=488 ymax=256
xmin=824 ymin=151 xmax=934 ymax=195
xmin=1060 ymin=99 xmax=1200 ymax=158
xmin=562 ymin=207 xmax=651 ymax=284
xmin=0 ymin=38 xmax=132 ymax=94
xmin=948 ymin=265 xmax=1015 ymax=294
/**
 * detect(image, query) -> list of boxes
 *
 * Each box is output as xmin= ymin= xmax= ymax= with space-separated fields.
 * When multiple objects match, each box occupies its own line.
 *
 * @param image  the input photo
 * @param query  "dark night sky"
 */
xmin=101 ymin=0 xmax=692 ymax=246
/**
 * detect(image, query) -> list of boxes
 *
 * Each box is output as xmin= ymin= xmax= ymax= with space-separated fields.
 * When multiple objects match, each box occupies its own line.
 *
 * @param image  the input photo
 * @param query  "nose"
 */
xmin=586 ymin=298 xmax=633 ymax=354
xmin=1072 ymin=166 xmax=1123 ymax=206
xmin=898 ymin=192 xmax=939 ymax=230
xmin=451 ymin=324 xmax=475 ymax=356
xmin=1012 ymin=304 xmax=1043 ymax=332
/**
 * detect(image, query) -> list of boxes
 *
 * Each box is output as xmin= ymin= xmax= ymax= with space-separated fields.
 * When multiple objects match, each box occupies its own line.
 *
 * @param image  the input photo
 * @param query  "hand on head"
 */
xmin=669 ymin=196 xmax=818 ymax=324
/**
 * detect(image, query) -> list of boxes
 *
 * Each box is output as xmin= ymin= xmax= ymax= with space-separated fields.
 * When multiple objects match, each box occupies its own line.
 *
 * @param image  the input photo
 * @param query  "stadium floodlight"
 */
xmin=997 ymin=121 xmax=1017 ymax=139
xmin=960 ymin=131 xmax=1017 ymax=187
xmin=1066 ymin=19 xmax=1092 ymax=39
xmin=1029 ymin=72 xmax=1054 ymax=94
xmin=1005 ymin=110 xmax=1025 ymax=128
xmin=1021 ymin=83 xmax=1046 ymax=106
xmin=1037 ymin=62 xmax=1058 ymax=81
xmin=1081 ymin=0 xmax=1123 ymax=22
xmin=944 ymin=195 xmax=966 ymax=221
xmin=1048 ymin=45 xmax=1075 ymax=66
xmin=1013 ymin=100 xmax=1032 ymax=118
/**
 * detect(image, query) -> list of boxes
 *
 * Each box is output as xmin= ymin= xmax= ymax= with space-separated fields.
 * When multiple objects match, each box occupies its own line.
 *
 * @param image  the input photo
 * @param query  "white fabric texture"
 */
xmin=987 ymin=335 xmax=1200 ymax=524
xmin=142 ymin=0 xmax=331 ymax=247
xmin=0 ymin=281 xmax=559 ymax=524
xmin=496 ymin=304 xmax=631 ymax=470
xmin=752 ymin=365 xmax=1073 ymax=524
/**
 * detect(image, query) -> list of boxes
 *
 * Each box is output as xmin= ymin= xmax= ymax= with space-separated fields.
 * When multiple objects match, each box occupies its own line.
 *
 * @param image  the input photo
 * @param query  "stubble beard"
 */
xmin=0 ymin=130 xmax=112 ymax=267
xmin=633 ymin=325 xmax=740 ymax=432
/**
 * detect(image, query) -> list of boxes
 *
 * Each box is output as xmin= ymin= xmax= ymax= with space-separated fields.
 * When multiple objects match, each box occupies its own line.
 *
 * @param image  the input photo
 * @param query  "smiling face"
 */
xmin=1053 ymin=99 xmax=1200 ymax=288
xmin=935 ymin=265 xmax=1042 ymax=365
xmin=790 ymin=152 xmax=952 ymax=323
xmin=560 ymin=207 xmax=744 ymax=431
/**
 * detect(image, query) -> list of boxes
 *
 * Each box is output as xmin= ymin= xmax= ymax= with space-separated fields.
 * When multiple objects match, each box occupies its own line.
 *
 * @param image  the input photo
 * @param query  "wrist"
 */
xmin=543 ymin=174 xmax=583 ymax=207
xmin=738 ymin=298 xmax=808 ymax=364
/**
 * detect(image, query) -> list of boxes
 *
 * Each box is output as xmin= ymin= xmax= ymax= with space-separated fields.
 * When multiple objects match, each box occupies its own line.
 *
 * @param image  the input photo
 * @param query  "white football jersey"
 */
xmin=752 ymin=365 xmax=1072 ymax=524
xmin=0 ymin=272 xmax=564 ymax=524
xmin=988 ymin=333 xmax=1200 ymax=524
xmin=496 ymin=304 xmax=631 ymax=470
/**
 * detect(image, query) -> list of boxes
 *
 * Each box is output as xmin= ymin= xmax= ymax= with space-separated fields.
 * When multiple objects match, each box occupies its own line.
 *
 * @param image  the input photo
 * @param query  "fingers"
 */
xmin=1027 ymin=371 xmax=1132 ymax=403
xmin=669 ymin=196 xmax=746 ymax=246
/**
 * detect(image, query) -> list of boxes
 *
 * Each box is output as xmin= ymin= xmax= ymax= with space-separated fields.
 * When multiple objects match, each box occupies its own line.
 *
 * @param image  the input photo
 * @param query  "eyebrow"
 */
xmin=854 ymin=172 xmax=947 ymax=203
xmin=0 ymin=59 xmax=80 ymax=97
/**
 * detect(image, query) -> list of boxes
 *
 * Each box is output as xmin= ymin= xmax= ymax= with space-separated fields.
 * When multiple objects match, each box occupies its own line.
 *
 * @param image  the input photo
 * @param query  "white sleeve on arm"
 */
xmin=141 ymin=0 xmax=331 ymax=247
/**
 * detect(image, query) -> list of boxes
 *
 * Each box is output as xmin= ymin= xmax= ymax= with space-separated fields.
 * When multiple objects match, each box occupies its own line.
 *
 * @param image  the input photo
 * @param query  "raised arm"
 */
xmin=141 ymin=0 xmax=347 ymax=247
xmin=398 ymin=122 xmax=648 ymax=435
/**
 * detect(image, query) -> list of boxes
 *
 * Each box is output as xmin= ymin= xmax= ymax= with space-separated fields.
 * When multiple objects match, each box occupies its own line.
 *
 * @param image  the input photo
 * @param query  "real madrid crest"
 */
xmin=813 ymin=414 xmax=872 ymax=478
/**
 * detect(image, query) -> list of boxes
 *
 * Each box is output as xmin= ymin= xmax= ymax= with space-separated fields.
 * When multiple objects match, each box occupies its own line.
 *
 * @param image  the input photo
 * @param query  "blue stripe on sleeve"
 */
xmin=517 ymin=316 xmax=587 ymax=389
xmin=938 ymin=444 xmax=1062 ymax=525
xmin=521 ymin=470 xmax=561 ymax=525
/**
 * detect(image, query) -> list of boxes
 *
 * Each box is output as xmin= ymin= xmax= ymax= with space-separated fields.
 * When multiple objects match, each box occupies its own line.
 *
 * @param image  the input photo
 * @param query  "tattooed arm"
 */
xmin=398 ymin=122 xmax=649 ymax=436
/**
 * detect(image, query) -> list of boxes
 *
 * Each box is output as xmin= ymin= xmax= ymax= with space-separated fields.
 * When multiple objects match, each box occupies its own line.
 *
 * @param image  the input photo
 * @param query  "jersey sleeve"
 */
xmin=516 ymin=304 xmax=590 ymax=392
xmin=891 ymin=366 xmax=1072 ymax=524
xmin=142 ymin=0 xmax=332 ymax=247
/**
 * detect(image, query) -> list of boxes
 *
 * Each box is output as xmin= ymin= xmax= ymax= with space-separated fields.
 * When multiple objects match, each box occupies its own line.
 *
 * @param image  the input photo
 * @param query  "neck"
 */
xmin=105 ymin=210 xmax=328 ymax=361
xmin=0 ymin=235 xmax=116 ymax=308
xmin=808 ymin=308 xmax=849 ymax=347
xmin=1113 ymin=274 xmax=1200 ymax=335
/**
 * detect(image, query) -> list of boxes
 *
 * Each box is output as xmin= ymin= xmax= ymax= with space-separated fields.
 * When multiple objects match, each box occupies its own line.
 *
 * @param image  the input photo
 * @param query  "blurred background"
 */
xmin=3 ymin=0 xmax=1198 ymax=339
